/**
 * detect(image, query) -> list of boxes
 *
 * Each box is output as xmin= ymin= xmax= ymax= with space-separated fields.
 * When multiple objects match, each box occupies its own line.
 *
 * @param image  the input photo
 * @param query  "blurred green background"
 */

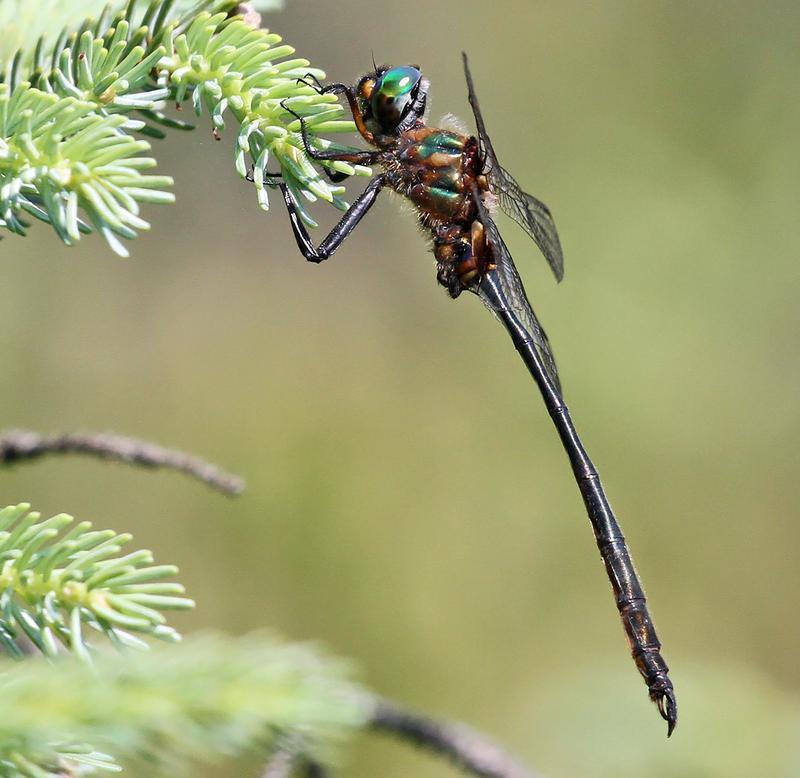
xmin=2 ymin=0 xmax=799 ymax=775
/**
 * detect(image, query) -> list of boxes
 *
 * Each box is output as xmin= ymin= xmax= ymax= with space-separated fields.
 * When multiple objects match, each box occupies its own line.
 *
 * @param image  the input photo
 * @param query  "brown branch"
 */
xmin=261 ymin=746 xmax=326 ymax=778
xmin=366 ymin=695 xmax=542 ymax=778
xmin=261 ymin=748 xmax=296 ymax=778
xmin=0 ymin=429 xmax=244 ymax=496
xmin=261 ymin=694 xmax=542 ymax=778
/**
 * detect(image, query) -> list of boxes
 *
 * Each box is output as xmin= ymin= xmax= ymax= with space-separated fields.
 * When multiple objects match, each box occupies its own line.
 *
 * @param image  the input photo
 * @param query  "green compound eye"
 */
xmin=378 ymin=66 xmax=421 ymax=98
xmin=371 ymin=66 xmax=422 ymax=132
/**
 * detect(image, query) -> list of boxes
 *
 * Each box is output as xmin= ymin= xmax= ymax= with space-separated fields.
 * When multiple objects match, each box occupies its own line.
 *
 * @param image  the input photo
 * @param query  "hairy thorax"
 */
xmin=381 ymin=125 xmax=483 ymax=231
xmin=379 ymin=125 xmax=492 ymax=297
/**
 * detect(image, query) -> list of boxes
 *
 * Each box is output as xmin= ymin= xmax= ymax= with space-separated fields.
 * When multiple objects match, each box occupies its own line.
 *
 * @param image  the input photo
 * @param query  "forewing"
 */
xmin=471 ymin=186 xmax=562 ymax=393
xmin=462 ymin=52 xmax=565 ymax=282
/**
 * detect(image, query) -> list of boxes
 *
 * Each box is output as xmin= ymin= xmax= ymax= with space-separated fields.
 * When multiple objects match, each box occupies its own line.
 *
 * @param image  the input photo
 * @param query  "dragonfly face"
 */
xmin=357 ymin=65 xmax=427 ymax=135
xmin=272 ymin=54 xmax=677 ymax=736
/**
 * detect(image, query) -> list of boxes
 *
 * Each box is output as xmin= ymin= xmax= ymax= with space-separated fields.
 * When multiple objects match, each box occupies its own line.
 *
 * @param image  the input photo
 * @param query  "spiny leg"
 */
xmin=245 ymin=167 xmax=282 ymax=184
xmin=285 ymin=76 xmax=374 ymax=179
xmin=281 ymin=98 xmax=377 ymax=165
xmin=324 ymin=168 xmax=350 ymax=184
xmin=298 ymin=72 xmax=325 ymax=92
xmin=245 ymin=165 xmax=347 ymax=186
xmin=296 ymin=76 xmax=376 ymax=145
xmin=279 ymin=174 xmax=385 ymax=263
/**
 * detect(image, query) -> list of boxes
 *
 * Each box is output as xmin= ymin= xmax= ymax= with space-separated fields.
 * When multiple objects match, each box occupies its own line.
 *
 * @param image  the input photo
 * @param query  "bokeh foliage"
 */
xmin=0 ymin=0 xmax=368 ymax=255
xmin=0 ymin=631 xmax=363 ymax=776
xmin=0 ymin=2 xmax=372 ymax=775
xmin=0 ymin=502 xmax=191 ymax=660
xmin=1 ymin=0 xmax=799 ymax=777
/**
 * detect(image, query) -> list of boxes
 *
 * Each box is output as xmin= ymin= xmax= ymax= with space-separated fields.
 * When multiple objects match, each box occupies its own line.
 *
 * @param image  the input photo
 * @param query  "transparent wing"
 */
xmin=471 ymin=185 xmax=562 ymax=393
xmin=462 ymin=52 xmax=564 ymax=282
xmin=492 ymin=173 xmax=565 ymax=283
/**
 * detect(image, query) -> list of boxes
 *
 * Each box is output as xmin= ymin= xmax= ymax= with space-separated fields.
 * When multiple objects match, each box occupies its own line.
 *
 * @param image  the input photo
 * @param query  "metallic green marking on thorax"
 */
xmin=417 ymin=131 xmax=466 ymax=158
xmin=428 ymin=186 xmax=461 ymax=202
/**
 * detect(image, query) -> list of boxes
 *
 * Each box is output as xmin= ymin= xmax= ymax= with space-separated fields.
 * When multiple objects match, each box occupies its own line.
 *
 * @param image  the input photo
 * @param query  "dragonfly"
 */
xmin=269 ymin=53 xmax=677 ymax=735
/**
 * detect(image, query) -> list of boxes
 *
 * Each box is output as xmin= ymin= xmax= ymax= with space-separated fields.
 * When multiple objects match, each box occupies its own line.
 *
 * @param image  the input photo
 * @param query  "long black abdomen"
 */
xmin=479 ymin=272 xmax=677 ymax=735
xmin=550 ymin=405 xmax=676 ymax=731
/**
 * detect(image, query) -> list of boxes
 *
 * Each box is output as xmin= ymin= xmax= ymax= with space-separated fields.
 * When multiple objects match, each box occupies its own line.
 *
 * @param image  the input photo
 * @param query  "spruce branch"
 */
xmin=0 ymin=502 xmax=193 ymax=661
xmin=366 ymin=696 xmax=542 ymax=778
xmin=0 ymin=83 xmax=173 ymax=255
xmin=261 ymin=748 xmax=327 ymax=778
xmin=261 ymin=747 xmax=297 ymax=778
xmin=258 ymin=694 xmax=543 ymax=778
xmin=0 ymin=0 xmax=369 ymax=253
xmin=0 ymin=632 xmax=364 ymax=777
xmin=0 ymin=429 xmax=244 ymax=495
xmin=0 ymin=500 xmax=542 ymax=778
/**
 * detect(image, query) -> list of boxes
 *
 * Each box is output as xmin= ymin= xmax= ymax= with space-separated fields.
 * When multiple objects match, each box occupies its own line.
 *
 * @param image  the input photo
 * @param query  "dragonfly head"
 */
xmin=357 ymin=65 xmax=428 ymax=136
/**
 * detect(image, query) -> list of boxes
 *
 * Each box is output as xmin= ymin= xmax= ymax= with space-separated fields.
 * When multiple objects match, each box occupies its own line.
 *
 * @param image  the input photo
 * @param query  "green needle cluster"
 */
xmin=0 ymin=4 xmax=376 ymax=775
xmin=0 ymin=503 xmax=193 ymax=661
xmin=0 ymin=503 xmax=364 ymax=776
xmin=0 ymin=0 xmax=369 ymax=254
xmin=0 ymin=84 xmax=173 ymax=255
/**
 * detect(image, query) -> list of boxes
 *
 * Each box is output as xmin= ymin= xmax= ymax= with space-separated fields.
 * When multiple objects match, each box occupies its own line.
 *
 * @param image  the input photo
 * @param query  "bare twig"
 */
xmin=261 ymin=743 xmax=326 ymax=778
xmin=0 ymin=430 xmax=244 ymax=496
xmin=260 ymin=695 xmax=542 ymax=778
xmin=366 ymin=695 xmax=542 ymax=778
xmin=261 ymin=748 xmax=296 ymax=778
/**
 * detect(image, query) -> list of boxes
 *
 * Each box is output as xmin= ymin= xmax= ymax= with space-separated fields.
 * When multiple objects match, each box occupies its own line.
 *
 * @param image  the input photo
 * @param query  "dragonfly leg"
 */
xmin=245 ymin=166 xmax=282 ymax=184
xmin=297 ymin=73 xmax=325 ymax=92
xmin=245 ymin=164 xmax=347 ymax=186
xmin=281 ymin=99 xmax=377 ymax=165
xmin=323 ymin=168 xmax=350 ymax=183
xmin=293 ymin=80 xmax=377 ymax=145
xmin=280 ymin=99 xmax=377 ymax=166
xmin=279 ymin=174 xmax=385 ymax=263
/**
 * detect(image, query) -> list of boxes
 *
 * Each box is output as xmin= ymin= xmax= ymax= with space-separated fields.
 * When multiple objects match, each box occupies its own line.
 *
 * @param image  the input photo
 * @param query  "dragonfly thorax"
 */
xmin=379 ymin=125 xmax=489 ymax=296
xmin=383 ymin=127 xmax=482 ymax=226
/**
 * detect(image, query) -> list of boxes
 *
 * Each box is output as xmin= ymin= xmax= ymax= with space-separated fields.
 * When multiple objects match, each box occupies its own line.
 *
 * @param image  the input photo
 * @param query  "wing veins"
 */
xmin=462 ymin=52 xmax=565 ymax=282
xmin=471 ymin=184 xmax=562 ymax=393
